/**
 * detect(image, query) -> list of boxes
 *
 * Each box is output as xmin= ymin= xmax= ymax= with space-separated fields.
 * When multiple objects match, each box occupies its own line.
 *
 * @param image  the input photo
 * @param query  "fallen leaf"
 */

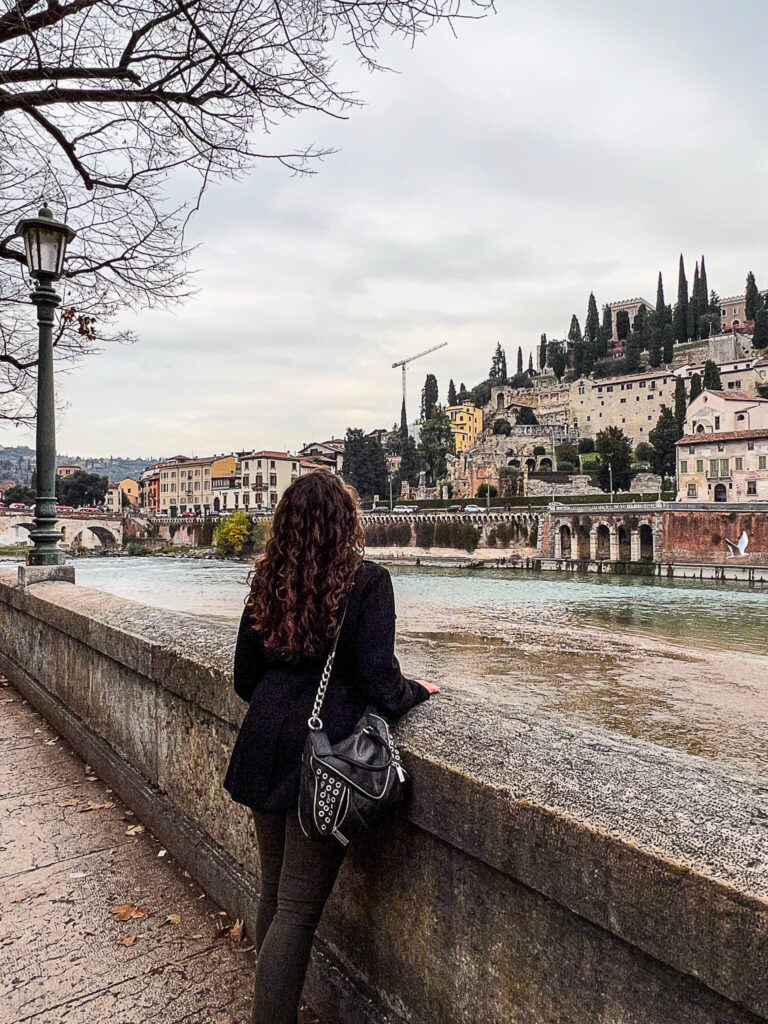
xmin=34 ymin=728 xmax=41 ymax=734
xmin=183 ymin=871 xmax=191 ymax=878
xmin=119 ymin=934 xmax=137 ymax=947
xmin=12 ymin=889 xmax=47 ymax=904
xmin=111 ymin=904 xmax=148 ymax=921
xmin=45 ymin=738 xmax=58 ymax=745
xmin=125 ymin=824 xmax=144 ymax=836
xmin=59 ymin=798 xmax=79 ymax=808
xmin=191 ymin=933 xmax=203 ymax=939
xmin=104 ymin=802 xmax=115 ymax=809
xmin=78 ymin=802 xmax=106 ymax=813
xmin=162 ymin=914 xmax=181 ymax=926
xmin=229 ymin=919 xmax=244 ymax=943
xmin=85 ymin=776 xmax=98 ymax=782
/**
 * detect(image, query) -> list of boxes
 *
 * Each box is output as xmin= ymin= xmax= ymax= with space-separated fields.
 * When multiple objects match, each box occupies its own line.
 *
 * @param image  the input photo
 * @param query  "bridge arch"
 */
xmin=68 ymin=525 xmax=119 ymax=552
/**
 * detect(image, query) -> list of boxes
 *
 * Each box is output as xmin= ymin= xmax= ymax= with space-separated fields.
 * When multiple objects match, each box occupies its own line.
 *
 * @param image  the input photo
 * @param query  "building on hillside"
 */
xmin=157 ymin=454 xmax=236 ymax=515
xmin=104 ymin=485 xmax=122 ymax=512
xmin=718 ymin=293 xmax=766 ymax=334
xmin=603 ymin=297 xmax=654 ymax=357
xmin=483 ymin=382 xmax=571 ymax=428
xmin=676 ymin=355 xmax=768 ymax=395
xmin=298 ymin=440 xmax=344 ymax=474
xmin=139 ymin=466 xmax=160 ymax=511
xmin=570 ymin=369 xmax=678 ymax=442
xmin=676 ymin=391 xmax=768 ymax=502
xmin=57 ymin=462 xmax=82 ymax=478
xmin=447 ymin=402 xmax=483 ymax=451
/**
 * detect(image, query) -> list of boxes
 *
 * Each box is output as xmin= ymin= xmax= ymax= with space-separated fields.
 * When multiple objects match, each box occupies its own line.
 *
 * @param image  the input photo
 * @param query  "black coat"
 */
xmin=223 ymin=561 xmax=429 ymax=811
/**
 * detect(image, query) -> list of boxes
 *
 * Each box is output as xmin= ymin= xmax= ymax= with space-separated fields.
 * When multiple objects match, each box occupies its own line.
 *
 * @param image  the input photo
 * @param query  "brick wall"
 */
xmin=662 ymin=510 xmax=768 ymax=564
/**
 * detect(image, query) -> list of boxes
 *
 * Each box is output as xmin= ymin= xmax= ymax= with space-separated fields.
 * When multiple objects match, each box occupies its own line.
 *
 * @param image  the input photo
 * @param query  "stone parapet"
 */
xmin=0 ymin=572 xmax=765 ymax=1023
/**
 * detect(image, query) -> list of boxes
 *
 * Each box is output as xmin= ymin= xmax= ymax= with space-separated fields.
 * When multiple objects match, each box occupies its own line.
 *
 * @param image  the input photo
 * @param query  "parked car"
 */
xmin=56 ymin=505 xmax=74 ymax=512
xmin=9 ymin=502 xmax=27 ymax=510
xmin=446 ymin=504 xmax=462 ymax=513
xmin=392 ymin=504 xmax=418 ymax=514
xmin=464 ymin=504 xmax=484 ymax=513
xmin=368 ymin=505 xmax=389 ymax=514
xmin=181 ymin=511 xmax=195 ymax=518
xmin=78 ymin=506 xmax=100 ymax=513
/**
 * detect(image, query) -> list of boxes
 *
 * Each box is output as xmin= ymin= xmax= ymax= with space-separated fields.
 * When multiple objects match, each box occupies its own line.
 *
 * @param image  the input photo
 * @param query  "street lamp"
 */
xmin=608 ymin=460 xmax=614 ymax=503
xmin=14 ymin=204 xmax=77 ymax=565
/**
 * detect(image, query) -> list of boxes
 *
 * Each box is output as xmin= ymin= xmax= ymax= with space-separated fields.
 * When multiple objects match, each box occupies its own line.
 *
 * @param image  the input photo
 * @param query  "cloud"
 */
xmin=6 ymin=0 xmax=768 ymax=457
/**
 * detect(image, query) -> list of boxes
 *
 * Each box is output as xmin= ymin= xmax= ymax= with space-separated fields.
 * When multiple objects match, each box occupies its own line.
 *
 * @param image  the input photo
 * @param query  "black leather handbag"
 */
xmin=298 ymin=609 xmax=409 ymax=846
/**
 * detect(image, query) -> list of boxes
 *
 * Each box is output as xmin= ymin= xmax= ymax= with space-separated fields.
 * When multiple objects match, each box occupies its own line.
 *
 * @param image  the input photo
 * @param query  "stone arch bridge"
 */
xmin=0 ymin=511 xmax=123 ymax=553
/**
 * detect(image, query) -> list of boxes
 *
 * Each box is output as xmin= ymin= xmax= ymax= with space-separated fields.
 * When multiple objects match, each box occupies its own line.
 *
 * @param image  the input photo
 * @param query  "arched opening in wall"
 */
xmin=576 ymin=526 xmax=591 ymax=560
xmin=507 ymin=458 xmax=520 ymax=468
xmin=1 ymin=522 xmax=33 ymax=547
xmin=525 ymin=458 xmax=536 ymax=473
xmin=538 ymin=457 xmax=553 ymax=473
xmin=618 ymin=525 xmax=631 ymax=561
xmin=559 ymin=524 xmax=572 ymax=558
xmin=639 ymin=523 xmax=654 ymax=559
xmin=213 ymin=497 xmax=221 ymax=512
xmin=70 ymin=526 xmax=119 ymax=553
xmin=496 ymin=392 xmax=505 ymax=412
xmin=595 ymin=524 xmax=610 ymax=560
xmin=714 ymin=483 xmax=727 ymax=503
xmin=696 ymin=424 xmax=705 ymax=433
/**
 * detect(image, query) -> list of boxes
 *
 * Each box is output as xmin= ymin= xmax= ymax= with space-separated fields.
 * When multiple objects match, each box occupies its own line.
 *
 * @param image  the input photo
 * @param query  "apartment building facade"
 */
xmin=676 ymin=391 xmax=768 ymax=502
xmin=604 ymin=297 xmax=654 ymax=357
xmin=157 ymin=455 xmax=236 ymax=514
xmin=447 ymin=402 xmax=483 ymax=451
xmin=570 ymin=369 xmax=678 ymax=442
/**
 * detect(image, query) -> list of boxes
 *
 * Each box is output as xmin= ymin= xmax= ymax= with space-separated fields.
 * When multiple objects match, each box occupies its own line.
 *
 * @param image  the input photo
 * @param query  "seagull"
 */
xmin=724 ymin=531 xmax=749 ymax=557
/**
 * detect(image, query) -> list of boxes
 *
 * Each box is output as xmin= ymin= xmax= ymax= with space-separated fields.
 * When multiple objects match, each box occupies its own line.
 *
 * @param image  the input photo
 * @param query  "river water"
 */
xmin=6 ymin=555 xmax=766 ymax=778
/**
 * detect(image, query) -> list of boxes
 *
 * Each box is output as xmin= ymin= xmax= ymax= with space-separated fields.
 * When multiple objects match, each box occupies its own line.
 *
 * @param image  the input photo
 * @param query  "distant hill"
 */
xmin=0 ymin=446 xmax=161 ymax=485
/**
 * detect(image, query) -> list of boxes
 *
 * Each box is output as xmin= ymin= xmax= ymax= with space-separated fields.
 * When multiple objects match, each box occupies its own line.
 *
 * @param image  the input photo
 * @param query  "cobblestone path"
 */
xmin=0 ymin=677 xmax=263 ymax=1024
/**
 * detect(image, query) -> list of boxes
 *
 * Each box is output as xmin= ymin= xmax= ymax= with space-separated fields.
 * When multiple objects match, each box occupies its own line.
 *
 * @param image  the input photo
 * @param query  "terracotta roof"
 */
xmin=246 ymin=450 xmax=296 ymax=460
xmin=592 ymin=370 xmax=672 ymax=387
xmin=704 ymin=390 xmax=768 ymax=402
xmin=677 ymin=428 xmax=768 ymax=445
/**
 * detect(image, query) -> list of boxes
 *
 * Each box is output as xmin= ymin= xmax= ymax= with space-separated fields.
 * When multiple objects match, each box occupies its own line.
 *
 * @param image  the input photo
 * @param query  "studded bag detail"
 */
xmin=298 ymin=606 xmax=410 ymax=846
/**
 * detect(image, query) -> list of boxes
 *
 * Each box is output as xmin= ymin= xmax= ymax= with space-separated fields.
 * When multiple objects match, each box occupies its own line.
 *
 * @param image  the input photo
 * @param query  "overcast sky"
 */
xmin=6 ymin=0 xmax=768 ymax=459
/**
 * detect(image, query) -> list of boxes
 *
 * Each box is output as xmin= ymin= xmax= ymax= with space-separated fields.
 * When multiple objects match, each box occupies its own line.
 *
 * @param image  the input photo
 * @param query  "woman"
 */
xmin=224 ymin=471 xmax=437 ymax=1024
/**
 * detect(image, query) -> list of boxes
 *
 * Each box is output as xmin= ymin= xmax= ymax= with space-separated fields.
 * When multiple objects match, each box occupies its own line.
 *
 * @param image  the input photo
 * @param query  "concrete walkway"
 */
xmin=0 ymin=677 xmax=318 ymax=1024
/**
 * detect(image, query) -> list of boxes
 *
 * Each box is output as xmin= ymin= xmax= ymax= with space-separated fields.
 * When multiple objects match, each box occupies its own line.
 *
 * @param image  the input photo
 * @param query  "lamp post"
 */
xmin=608 ymin=460 xmax=614 ymax=503
xmin=14 ymin=204 xmax=76 ymax=565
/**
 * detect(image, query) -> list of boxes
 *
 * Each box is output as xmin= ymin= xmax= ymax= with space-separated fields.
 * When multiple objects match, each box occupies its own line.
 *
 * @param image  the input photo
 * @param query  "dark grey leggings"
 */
xmin=250 ymin=809 xmax=347 ymax=1024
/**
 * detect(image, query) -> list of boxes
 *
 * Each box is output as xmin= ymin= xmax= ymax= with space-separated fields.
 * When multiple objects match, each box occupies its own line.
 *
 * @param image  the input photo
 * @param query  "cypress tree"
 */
xmin=447 ymin=379 xmax=457 ymax=406
xmin=753 ymin=309 xmax=768 ymax=349
xmin=517 ymin=346 xmax=523 ymax=375
xmin=528 ymin=352 xmax=534 ymax=374
xmin=655 ymin=272 xmax=666 ymax=324
xmin=699 ymin=255 xmax=708 ymax=310
xmin=615 ymin=310 xmax=630 ymax=341
xmin=691 ymin=262 xmax=701 ymax=339
xmin=633 ymin=304 xmax=648 ymax=339
xmin=647 ymin=328 xmax=662 ymax=368
xmin=745 ymin=271 xmax=760 ymax=321
xmin=662 ymin=324 xmax=675 ymax=364
xmin=625 ymin=332 xmax=642 ymax=374
xmin=585 ymin=292 xmax=600 ymax=344
xmin=399 ymin=398 xmax=408 ymax=438
xmin=539 ymin=333 xmax=547 ymax=370
xmin=673 ymin=254 xmax=689 ymax=344
xmin=421 ymin=373 xmax=439 ymax=420
xmin=703 ymin=360 xmax=722 ymax=390
xmin=649 ymin=406 xmax=681 ymax=486
xmin=673 ymin=377 xmax=687 ymax=435
xmin=689 ymin=372 xmax=703 ymax=403
xmin=568 ymin=315 xmax=584 ymax=376
xmin=489 ymin=342 xmax=507 ymax=382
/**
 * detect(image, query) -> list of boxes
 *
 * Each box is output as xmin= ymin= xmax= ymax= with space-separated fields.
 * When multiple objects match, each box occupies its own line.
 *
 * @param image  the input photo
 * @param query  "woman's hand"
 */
xmin=417 ymin=680 xmax=440 ymax=695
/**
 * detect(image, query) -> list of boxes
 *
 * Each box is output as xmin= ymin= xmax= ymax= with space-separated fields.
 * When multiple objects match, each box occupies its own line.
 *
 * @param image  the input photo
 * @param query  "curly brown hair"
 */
xmin=247 ymin=470 xmax=364 ymax=660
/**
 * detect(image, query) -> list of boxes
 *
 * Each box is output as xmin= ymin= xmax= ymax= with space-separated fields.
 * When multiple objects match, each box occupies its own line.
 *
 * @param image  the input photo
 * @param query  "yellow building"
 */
xmin=447 ymin=402 xmax=483 ymax=451
xmin=117 ymin=477 xmax=140 ymax=506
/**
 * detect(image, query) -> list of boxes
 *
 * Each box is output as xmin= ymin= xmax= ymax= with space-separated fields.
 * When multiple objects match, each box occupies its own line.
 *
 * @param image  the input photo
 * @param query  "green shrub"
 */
xmin=578 ymin=438 xmax=595 ymax=454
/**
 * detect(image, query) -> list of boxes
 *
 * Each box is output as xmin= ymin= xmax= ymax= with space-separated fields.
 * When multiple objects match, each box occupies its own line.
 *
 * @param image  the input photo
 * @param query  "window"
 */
xmin=748 ymin=441 xmax=755 ymax=451
xmin=620 ymin=398 xmax=626 ymax=404
xmin=606 ymin=386 xmax=614 ymax=393
xmin=734 ymin=457 xmax=743 ymax=470
xmin=680 ymin=460 xmax=688 ymax=473
xmin=270 ymin=475 xmax=277 ymax=487
xmin=687 ymin=483 xmax=697 ymax=497
xmin=640 ymin=381 xmax=646 ymax=388
xmin=747 ymin=481 xmax=757 ymax=495
xmin=696 ymin=459 xmax=704 ymax=473
xmin=709 ymin=459 xmax=719 ymax=476
xmin=720 ymin=459 xmax=730 ymax=476
xmin=733 ymin=306 xmax=739 ymax=315
xmin=759 ymin=456 xmax=767 ymax=470
xmin=270 ymin=461 xmax=276 ymax=469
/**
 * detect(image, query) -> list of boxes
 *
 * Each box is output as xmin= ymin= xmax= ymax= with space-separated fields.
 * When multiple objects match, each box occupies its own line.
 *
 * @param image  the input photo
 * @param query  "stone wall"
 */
xmin=662 ymin=508 xmax=768 ymax=564
xmin=0 ymin=573 xmax=766 ymax=1023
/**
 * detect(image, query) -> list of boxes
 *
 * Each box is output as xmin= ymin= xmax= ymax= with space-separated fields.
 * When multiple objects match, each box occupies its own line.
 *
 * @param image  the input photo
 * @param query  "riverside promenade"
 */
xmin=0 ymin=677 xmax=319 ymax=1024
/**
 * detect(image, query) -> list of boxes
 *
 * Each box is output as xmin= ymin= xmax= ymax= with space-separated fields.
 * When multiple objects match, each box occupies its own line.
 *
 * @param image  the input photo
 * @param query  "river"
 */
xmin=6 ymin=555 xmax=766 ymax=778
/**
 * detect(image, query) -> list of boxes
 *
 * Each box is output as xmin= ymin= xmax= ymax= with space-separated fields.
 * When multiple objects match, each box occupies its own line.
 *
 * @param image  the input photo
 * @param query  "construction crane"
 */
xmin=392 ymin=342 xmax=448 ymax=418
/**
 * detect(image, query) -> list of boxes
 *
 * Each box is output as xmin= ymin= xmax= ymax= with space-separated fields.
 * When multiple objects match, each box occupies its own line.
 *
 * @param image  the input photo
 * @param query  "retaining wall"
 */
xmin=0 ymin=571 xmax=766 ymax=1023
